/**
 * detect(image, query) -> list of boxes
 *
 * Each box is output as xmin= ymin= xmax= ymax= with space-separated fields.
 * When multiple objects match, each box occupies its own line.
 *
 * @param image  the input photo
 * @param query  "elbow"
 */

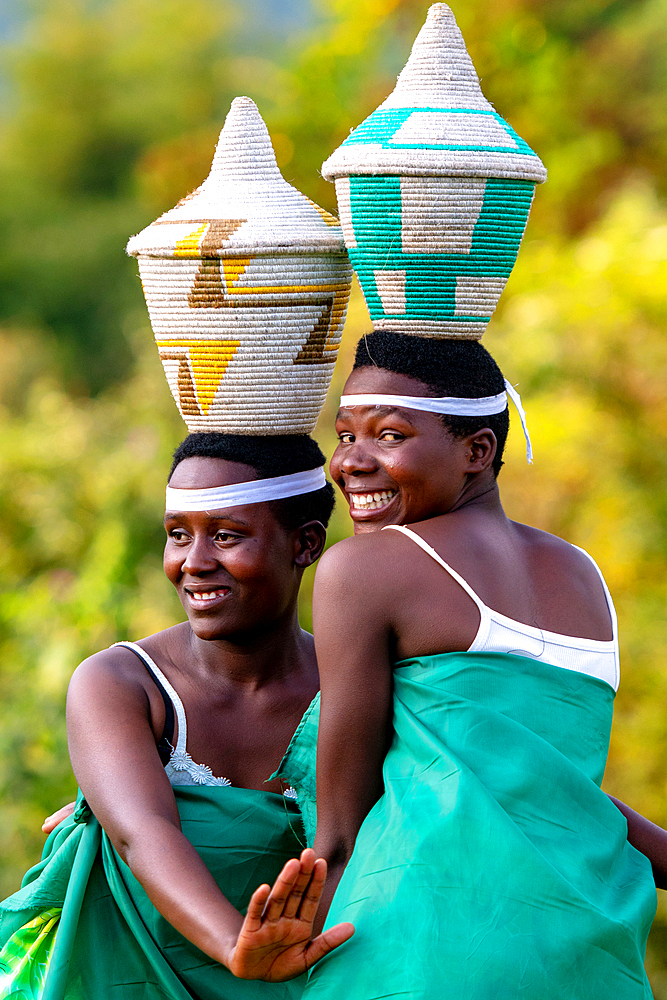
xmin=326 ymin=843 xmax=355 ymax=871
xmin=111 ymin=827 xmax=136 ymax=867
xmin=108 ymin=813 xmax=176 ymax=870
xmin=315 ymin=831 xmax=357 ymax=871
xmin=325 ymin=847 xmax=352 ymax=880
xmin=652 ymin=865 xmax=667 ymax=892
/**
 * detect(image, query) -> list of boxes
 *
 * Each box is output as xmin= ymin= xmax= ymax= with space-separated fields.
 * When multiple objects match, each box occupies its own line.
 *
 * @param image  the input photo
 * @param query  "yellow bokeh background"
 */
xmin=1 ymin=0 xmax=666 ymax=988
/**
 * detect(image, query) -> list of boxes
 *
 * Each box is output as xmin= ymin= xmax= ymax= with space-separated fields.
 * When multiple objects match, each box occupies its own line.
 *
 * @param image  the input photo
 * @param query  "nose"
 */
xmin=337 ymin=439 xmax=379 ymax=478
xmin=181 ymin=534 xmax=218 ymax=576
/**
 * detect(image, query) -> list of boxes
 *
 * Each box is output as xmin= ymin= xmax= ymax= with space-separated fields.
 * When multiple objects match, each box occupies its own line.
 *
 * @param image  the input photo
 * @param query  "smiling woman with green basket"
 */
xmin=276 ymin=332 xmax=657 ymax=1000
xmin=273 ymin=7 xmax=659 ymax=999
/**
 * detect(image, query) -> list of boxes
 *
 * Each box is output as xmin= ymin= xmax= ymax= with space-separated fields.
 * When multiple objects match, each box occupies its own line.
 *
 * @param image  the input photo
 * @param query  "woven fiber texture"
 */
xmin=322 ymin=3 xmax=546 ymax=340
xmin=127 ymin=97 xmax=352 ymax=434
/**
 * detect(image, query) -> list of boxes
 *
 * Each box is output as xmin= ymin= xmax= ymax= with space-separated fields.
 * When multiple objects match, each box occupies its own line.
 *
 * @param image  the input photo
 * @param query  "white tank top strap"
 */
xmin=381 ymin=527 xmax=620 ymax=692
xmin=382 ymin=524 xmax=489 ymax=616
xmin=112 ymin=641 xmax=187 ymax=754
xmin=571 ymin=545 xmax=618 ymax=643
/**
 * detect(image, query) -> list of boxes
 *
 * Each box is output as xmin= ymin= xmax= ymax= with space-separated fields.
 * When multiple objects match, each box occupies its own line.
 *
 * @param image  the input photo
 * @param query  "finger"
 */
xmin=242 ymin=883 xmax=271 ymax=933
xmin=262 ymin=858 xmax=302 ymax=923
xmin=296 ymin=857 xmax=327 ymax=924
xmin=41 ymin=802 xmax=76 ymax=834
xmin=298 ymin=848 xmax=316 ymax=873
xmin=282 ymin=850 xmax=317 ymax=920
xmin=305 ymin=922 xmax=355 ymax=968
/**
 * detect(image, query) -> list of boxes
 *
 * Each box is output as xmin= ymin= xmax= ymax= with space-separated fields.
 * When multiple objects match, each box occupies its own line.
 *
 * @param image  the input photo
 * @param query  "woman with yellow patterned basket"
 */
xmin=0 ymin=98 xmax=354 ymax=1000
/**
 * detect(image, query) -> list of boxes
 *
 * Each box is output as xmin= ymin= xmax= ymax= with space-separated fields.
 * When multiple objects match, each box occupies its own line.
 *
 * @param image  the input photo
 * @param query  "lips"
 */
xmin=349 ymin=489 xmax=396 ymax=511
xmin=184 ymin=587 xmax=231 ymax=609
xmin=346 ymin=489 xmax=397 ymax=518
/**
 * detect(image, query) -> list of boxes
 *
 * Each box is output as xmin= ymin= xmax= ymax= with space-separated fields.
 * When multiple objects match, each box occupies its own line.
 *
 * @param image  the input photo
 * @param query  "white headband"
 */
xmin=340 ymin=378 xmax=533 ymax=463
xmin=166 ymin=467 xmax=327 ymax=512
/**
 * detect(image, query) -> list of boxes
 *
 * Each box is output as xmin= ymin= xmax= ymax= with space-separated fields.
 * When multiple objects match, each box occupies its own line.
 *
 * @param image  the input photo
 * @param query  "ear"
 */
xmin=464 ymin=428 xmax=497 ymax=474
xmin=293 ymin=520 xmax=327 ymax=568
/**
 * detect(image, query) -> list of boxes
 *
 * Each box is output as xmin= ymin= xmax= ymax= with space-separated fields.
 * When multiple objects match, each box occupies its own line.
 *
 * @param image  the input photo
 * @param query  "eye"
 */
xmin=338 ymin=431 xmax=355 ymax=444
xmin=379 ymin=430 xmax=405 ymax=442
xmin=214 ymin=530 xmax=238 ymax=543
xmin=168 ymin=528 xmax=190 ymax=542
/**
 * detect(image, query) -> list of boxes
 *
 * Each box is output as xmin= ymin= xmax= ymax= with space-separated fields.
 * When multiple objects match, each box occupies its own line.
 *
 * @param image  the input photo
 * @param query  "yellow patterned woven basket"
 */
xmin=127 ymin=97 xmax=352 ymax=434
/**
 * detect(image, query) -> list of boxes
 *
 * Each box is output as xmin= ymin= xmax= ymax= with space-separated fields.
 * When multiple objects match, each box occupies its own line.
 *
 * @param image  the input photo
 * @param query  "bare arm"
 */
xmin=311 ymin=538 xmax=394 ymax=931
xmin=67 ymin=651 xmax=352 ymax=978
xmin=608 ymin=796 xmax=667 ymax=890
xmin=68 ymin=652 xmax=253 ymax=964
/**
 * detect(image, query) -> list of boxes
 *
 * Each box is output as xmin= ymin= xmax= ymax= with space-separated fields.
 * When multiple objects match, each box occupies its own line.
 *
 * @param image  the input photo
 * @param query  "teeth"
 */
xmin=350 ymin=491 xmax=396 ymax=511
xmin=191 ymin=590 xmax=225 ymax=601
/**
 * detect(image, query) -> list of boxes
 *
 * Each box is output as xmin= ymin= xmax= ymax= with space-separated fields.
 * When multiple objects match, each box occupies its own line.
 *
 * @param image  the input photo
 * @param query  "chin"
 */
xmin=353 ymin=515 xmax=399 ymax=535
xmin=353 ymin=521 xmax=378 ymax=535
xmin=187 ymin=616 xmax=233 ymax=641
xmin=352 ymin=504 xmax=407 ymax=534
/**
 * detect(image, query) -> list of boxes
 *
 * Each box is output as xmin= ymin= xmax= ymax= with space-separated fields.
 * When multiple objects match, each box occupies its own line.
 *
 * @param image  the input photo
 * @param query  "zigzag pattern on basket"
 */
xmin=322 ymin=3 xmax=546 ymax=340
xmin=128 ymin=97 xmax=352 ymax=434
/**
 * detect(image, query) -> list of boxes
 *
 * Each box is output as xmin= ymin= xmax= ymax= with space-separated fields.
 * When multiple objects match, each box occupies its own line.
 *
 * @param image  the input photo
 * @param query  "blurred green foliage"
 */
xmin=1 ymin=0 xmax=667 ymax=989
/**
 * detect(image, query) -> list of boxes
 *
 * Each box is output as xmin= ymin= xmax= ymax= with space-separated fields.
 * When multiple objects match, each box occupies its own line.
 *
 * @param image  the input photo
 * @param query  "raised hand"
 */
xmin=227 ymin=849 xmax=354 ymax=982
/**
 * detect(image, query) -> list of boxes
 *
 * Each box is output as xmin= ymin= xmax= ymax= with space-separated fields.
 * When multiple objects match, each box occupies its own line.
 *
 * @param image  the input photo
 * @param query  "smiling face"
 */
xmin=164 ymin=456 xmax=314 ymax=642
xmin=331 ymin=367 xmax=498 ymax=534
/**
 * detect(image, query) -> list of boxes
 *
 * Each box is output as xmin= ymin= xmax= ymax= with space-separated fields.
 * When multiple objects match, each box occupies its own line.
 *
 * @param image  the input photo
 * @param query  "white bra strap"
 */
xmin=112 ymin=641 xmax=187 ymax=754
xmin=382 ymin=525 xmax=488 ymax=615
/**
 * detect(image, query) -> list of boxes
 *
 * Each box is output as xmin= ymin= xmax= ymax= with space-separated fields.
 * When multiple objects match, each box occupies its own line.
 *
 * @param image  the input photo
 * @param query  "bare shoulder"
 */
xmin=314 ymin=535 xmax=414 ymax=642
xmin=70 ymin=621 xmax=187 ymax=689
xmin=67 ymin=628 xmax=179 ymax=710
xmin=316 ymin=530 xmax=408 ymax=588
xmin=68 ymin=645 xmax=143 ymax=706
xmin=514 ymin=522 xmax=608 ymax=592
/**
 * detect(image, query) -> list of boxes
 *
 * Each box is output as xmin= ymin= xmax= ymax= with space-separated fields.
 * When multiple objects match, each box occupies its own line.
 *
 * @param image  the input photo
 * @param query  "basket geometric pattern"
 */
xmin=322 ymin=3 xmax=546 ymax=339
xmin=128 ymin=97 xmax=352 ymax=434
xmin=335 ymin=174 xmax=535 ymax=337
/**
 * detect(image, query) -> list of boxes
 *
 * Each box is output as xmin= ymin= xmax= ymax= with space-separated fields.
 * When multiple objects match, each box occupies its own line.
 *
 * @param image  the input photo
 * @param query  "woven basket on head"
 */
xmin=322 ymin=3 xmax=546 ymax=340
xmin=127 ymin=97 xmax=352 ymax=435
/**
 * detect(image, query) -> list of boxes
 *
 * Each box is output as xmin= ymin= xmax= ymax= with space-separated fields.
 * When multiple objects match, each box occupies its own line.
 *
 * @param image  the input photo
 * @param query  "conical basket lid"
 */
xmin=322 ymin=3 xmax=546 ymax=183
xmin=128 ymin=97 xmax=344 ymax=258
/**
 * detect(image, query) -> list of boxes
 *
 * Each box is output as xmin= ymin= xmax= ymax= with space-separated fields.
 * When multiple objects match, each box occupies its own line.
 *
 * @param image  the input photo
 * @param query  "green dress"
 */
xmin=276 ymin=651 xmax=656 ymax=999
xmin=0 ymin=637 xmax=308 ymax=1000
xmin=0 ymin=787 xmax=306 ymax=1000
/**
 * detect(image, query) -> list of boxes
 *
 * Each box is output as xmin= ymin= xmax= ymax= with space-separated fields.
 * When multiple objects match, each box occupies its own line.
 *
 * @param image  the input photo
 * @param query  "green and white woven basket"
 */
xmin=127 ymin=97 xmax=352 ymax=435
xmin=322 ymin=3 xmax=546 ymax=340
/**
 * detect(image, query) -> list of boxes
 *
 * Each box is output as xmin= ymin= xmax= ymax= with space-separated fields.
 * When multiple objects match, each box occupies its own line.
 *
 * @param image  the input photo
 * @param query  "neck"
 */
xmin=450 ymin=472 xmax=505 ymax=517
xmin=182 ymin=606 xmax=310 ymax=689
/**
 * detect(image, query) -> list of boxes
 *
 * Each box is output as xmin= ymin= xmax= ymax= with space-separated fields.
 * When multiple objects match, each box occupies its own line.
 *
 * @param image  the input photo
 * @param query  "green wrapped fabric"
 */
xmin=276 ymin=651 xmax=657 ymax=1000
xmin=0 ymin=787 xmax=307 ymax=1000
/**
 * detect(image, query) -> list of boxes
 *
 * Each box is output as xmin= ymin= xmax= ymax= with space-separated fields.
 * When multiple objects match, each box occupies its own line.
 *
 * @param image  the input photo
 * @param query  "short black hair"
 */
xmin=169 ymin=433 xmax=335 ymax=530
xmin=353 ymin=332 xmax=509 ymax=476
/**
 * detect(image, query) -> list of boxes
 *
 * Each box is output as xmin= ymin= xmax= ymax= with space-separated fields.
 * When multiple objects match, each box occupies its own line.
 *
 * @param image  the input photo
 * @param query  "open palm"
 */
xmin=228 ymin=849 xmax=354 ymax=982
